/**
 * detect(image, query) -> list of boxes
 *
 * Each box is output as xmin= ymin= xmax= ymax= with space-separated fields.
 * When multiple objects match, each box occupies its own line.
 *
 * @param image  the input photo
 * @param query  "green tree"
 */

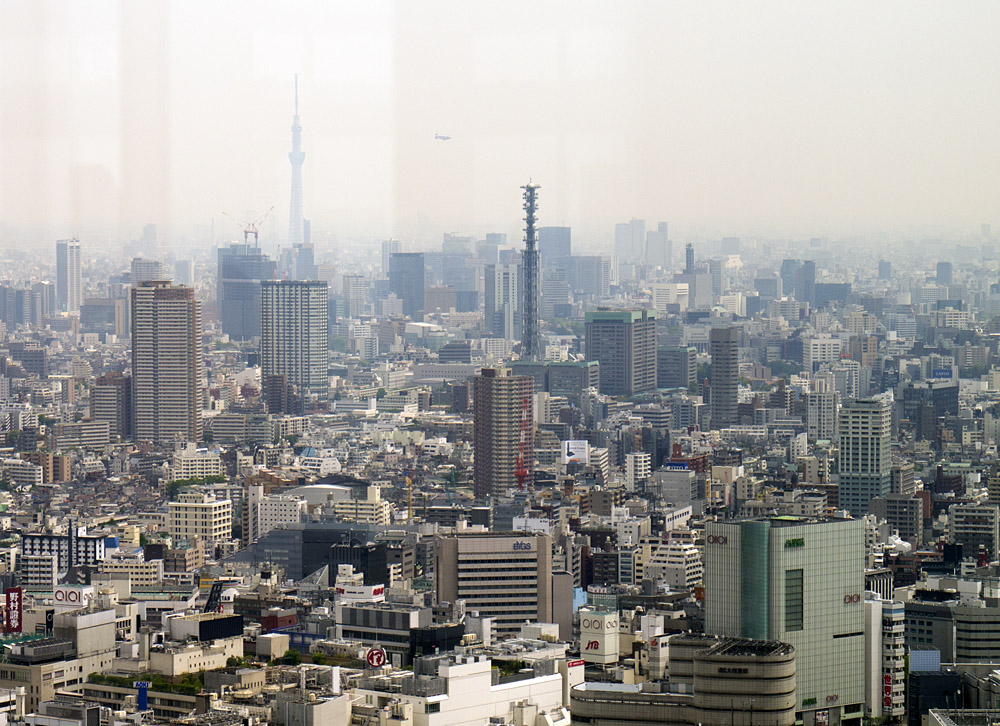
xmin=310 ymin=652 xmax=328 ymax=665
xmin=376 ymin=388 xmax=387 ymax=400
xmin=282 ymin=649 xmax=302 ymax=666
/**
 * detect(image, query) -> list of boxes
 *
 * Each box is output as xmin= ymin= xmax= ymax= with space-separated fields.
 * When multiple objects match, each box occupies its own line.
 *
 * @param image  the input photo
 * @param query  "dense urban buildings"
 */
xmin=1 ymin=10 xmax=994 ymax=725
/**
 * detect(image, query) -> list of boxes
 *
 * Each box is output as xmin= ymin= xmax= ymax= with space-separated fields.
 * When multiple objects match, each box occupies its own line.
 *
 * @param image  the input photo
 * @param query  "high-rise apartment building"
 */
xmin=472 ymin=367 xmax=534 ymax=499
xmin=56 ymin=239 xmax=81 ymax=313
xmin=704 ymin=516 xmax=865 ymax=724
xmin=584 ymin=309 xmax=657 ymax=396
xmin=217 ymin=242 xmax=276 ymax=340
xmin=261 ymin=280 xmax=329 ymax=405
xmin=709 ymin=327 xmax=739 ymax=429
xmin=838 ymin=398 xmax=892 ymax=515
xmin=91 ymin=372 xmax=132 ymax=441
xmin=130 ymin=281 xmax=203 ymax=445
xmin=806 ymin=391 xmax=837 ymax=440
xmin=388 ymin=252 xmax=425 ymax=317
xmin=435 ymin=531 xmax=554 ymax=638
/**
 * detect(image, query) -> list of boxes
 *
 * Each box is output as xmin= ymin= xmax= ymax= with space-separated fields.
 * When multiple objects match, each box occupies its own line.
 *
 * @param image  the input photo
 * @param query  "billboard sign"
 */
xmin=4 ymin=588 xmax=21 ymax=634
xmin=562 ymin=440 xmax=589 ymax=465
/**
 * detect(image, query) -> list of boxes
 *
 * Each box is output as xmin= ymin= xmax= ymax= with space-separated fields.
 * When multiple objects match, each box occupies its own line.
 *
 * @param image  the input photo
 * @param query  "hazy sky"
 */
xmin=1 ymin=1 xmax=999 ymax=252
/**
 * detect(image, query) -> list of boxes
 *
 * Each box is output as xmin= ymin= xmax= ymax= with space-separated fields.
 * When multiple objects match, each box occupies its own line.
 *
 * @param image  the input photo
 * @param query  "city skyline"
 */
xmin=3 ymin=2 xmax=1000 ymax=250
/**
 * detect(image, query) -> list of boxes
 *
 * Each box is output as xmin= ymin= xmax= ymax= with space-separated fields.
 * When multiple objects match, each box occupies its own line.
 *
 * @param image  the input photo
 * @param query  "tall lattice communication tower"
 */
xmin=521 ymin=182 xmax=540 ymax=361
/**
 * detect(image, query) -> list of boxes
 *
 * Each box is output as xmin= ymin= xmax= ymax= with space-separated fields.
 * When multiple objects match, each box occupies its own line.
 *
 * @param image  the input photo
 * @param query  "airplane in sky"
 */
xmin=434 ymin=133 xmax=452 ymax=141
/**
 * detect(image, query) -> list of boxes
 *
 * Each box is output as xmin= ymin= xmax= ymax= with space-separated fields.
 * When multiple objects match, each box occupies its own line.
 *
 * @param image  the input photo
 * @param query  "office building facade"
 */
xmin=435 ymin=531 xmax=553 ymax=638
xmin=657 ymin=345 xmax=696 ymax=390
xmin=56 ymin=239 xmax=81 ymax=313
xmin=704 ymin=516 xmax=865 ymax=724
xmin=584 ymin=309 xmax=657 ymax=396
xmin=388 ymin=252 xmax=425 ymax=317
xmin=838 ymin=398 xmax=892 ymax=516
xmin=217 ymin=242 xmax=277 ymax=340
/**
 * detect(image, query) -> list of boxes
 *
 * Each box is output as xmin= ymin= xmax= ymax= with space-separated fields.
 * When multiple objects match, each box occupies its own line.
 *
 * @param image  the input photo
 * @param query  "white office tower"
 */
xmin=56 ymin=239 xmax=82 ymax=312
xmin=838 ymin=398 xmax=892 ymax=516
xmin=704 ymin=516 xmax=865 ymax=724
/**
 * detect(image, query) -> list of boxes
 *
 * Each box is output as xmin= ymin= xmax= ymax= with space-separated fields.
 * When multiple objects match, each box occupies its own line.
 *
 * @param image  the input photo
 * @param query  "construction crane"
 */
xmin=223 ymin=206 xmax=274 ymax=250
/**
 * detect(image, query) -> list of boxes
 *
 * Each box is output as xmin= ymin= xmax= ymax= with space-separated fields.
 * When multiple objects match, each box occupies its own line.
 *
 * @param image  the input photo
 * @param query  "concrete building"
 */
xmin=167 ymin=491 xmax=232 ymax=543
xmin=838 ymin=398 xmax=892 ymax=516
xmin=331 ymin=485 xmax=393 ymax=526
xmin=21 ymin=531 xmax=106 ymax=571
xmin=472 ymin=367 xmax=534 ymax=499
xmin=56 ymin=239 xmax=81 ymax=313
xmin=538 ymin=226 xmax=571 ymax=266
xmin=804 ymin=335 xmax=843 ymax=372
xmin=570 ymin=634 xmax=796 ymax=726
xmin=354 ymin=654 xmax=572 ymax=726
xmin=585 ymin=309 xmax=657 ymax=396
xmin=644 ymin=537 xmax=703 ymax=590
xmin=871 ymin=495 xmax=923 ymax=546
xmin=261 ymin=280 xmax=329 ymax=405
xmin=389 ymin=252 xmax=425 ymax=317
xmin=131 ymin=281 xmax=203 ymax=445
xmin=704 ymin=516 xmax=865 ymax=724
xmin=19 ymin=452 xmax=70 ymax=484
xmin=657 ymin=346 xmax=696 ymax=390
xmin=950 ymin=504 xmax=1000 ymax=561
xmin=246 ymin=487 xmax=307 ymax=544
xmin=626 ymin=452 xmax=651 ymax=493
xmin=484 ymin=263 xmax=520 ymax=341
xmin=54 ymin=421 xmax=110 ymax=450
xmin=864 ymin=594 xmax=905 ymax=721
xmin=806 ymin=391 xmax=837 ymax=441
xmin=435 ymin=531 xmax=557 ymax=638
xmin=217 ymin=242 xmax=277 ymax=340
xmin=90 ymin=372 xmax=132 ymax=441
xmin=709 ymin=327 xmax=739 ymax=429
xmin=168 ymin=444 xmax=223 ymax=482
xmin=1 ymin=458 xmax=43 ymax=487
